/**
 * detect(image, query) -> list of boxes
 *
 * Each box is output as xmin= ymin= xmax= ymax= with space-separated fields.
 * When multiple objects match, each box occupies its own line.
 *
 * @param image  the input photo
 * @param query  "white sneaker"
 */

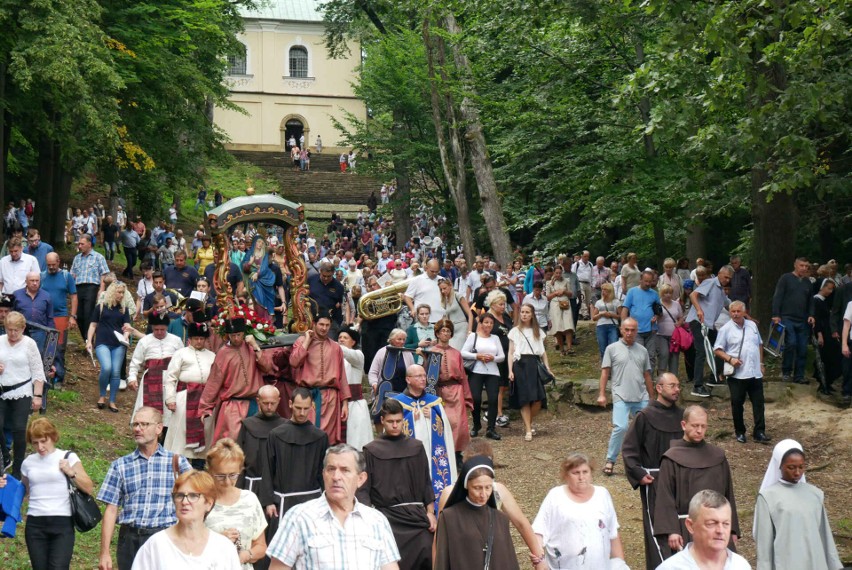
xmin=119 ymin=380 xmax=128 ymax=391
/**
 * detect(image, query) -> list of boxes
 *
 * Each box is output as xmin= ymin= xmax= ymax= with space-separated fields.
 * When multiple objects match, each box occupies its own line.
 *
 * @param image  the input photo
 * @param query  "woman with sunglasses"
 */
xmin=132 ymin=470 xmax=241 ymax=569
xmin=204 ymin=439 xmax=267 ymax=569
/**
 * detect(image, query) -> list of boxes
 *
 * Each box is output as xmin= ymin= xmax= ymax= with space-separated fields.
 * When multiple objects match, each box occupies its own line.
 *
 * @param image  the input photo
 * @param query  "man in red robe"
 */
xmin=199 ymin=317 xmax=272 ymax=442
xmin=288 ymin=311 xmax=351 ymax=444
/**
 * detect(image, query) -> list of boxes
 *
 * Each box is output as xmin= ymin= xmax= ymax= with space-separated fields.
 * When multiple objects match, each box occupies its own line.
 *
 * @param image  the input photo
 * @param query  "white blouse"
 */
xmin=0 ymin=335 xmax=46 ymax=399
xmin=508 ymin=327 xmax=546 ymax=360
xmin=164 ymin=346 xmax=215 ymax=405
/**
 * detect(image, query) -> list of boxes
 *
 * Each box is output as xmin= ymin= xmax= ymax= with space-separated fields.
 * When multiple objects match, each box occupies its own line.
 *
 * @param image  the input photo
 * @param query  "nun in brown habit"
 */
xmin=434 ymin=456 xmax=520 ymax=570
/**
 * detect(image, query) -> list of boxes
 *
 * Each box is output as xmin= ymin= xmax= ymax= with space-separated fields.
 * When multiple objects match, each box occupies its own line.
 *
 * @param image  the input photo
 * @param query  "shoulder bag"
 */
xmin=463 ymin=334 xmax=478 ymax=373
xmin=722 ymin=325 xmax=746 ymax=377
xmin=522 ymin=329 xmax=556 ymax=388
xmin=63 ymin=451 xmax=102 ymax=532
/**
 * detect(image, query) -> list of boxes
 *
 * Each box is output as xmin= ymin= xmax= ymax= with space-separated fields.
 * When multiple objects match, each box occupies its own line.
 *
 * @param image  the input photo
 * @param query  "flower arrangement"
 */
xmin=213 ymin=304 xmax=277 ymax=342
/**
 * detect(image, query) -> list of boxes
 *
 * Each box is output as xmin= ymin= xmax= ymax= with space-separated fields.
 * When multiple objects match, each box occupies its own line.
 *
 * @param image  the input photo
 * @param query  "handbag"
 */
xmin=463 ymin=334 xmax=478 ymax=372
xmin=558 ymin=300 xmax=570 ymax=311
xmin=723 ymin=325 xmax=746 ymax=377
xmin=520 ymin=330 xmax=555 ymax=387
xmin=662 ymin=305 xmax=693 ymax=353
xmin=63 ymin=452 xmax=102 ymax=532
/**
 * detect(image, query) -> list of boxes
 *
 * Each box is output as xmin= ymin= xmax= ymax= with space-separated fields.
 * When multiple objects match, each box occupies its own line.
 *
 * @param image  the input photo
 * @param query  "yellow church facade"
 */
xmin=214 ymin=0 xmax=364 ymax=153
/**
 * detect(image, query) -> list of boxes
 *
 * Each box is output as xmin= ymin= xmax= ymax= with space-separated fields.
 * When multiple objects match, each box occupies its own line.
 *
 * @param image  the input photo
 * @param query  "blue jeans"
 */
xmin=606 ymin=399 xmax=648 ymax=462
xmin=781 ymin=319 xmax=809 ymax=380
xmin=95 ymin=344 xmax=126 ymax=402
xmin=596 ymin=324 xmax=619 ymax=360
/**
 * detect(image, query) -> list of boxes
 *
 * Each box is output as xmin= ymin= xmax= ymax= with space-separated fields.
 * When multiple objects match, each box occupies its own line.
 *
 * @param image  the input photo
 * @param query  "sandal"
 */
xmin=603 ymin=461 xmax=615 ymax=476
xmin=524 ymin=432 xmax=533 ymax=442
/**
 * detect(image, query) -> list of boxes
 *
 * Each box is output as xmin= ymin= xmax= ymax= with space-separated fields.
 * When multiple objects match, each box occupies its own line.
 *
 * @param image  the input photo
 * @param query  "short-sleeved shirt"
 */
xmin=205 ymin=490 xmax=267 ymax=570
xmin=41 ymin=269 xmax=76 ymax=316
xmin=70 ymin=250 xmax=109 ymax=286
xmin=601 ymin=339 xmax=651 ymax=403
xmin=404 ymin=274 xmax=444 ymax=322
xmin=845 ymin=301 xmax=852 ymax=341
xmin=622 ymin=287 xmax=660 ymax=333
xmin=523 ymin=295 xmax=549 ymax=329
xmin=508 ymin=327 xmax=545 ymax=359
xmin=308 ymin=274 xmax=345 ymax=323
xmin=97 ymin=445 xmax=191 ymax=529
xmin=594 ymin=299 xmax=622 ymax=328
xmin=657 ymin=544 xmax=751 ymax=570
xmin=714 ymin=319 xmax=763 ymax=379
xmin=21 ymin=448 xmax=80 ymax=517
xmin=686 ymin=277 xmax=729 ymax=327
xmin=163 ymin=265 xmax=199 ymax=297
xmin=91 ymin=304 xmax=131 ymax=348
xmin=266 ymin=494 xmax=400 ymax=570
xmin=621 ymin=264 xmax=642 ymax=291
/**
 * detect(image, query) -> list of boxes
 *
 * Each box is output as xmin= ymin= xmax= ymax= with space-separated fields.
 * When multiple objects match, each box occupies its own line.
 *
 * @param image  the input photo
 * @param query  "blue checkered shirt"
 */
xmin=267 ymin=494 xmax=400 ymax=570
xmin=70 ymin=250 xmax=109 ymax=286
xmin=96 ymin=445 xmax=192 ymax=528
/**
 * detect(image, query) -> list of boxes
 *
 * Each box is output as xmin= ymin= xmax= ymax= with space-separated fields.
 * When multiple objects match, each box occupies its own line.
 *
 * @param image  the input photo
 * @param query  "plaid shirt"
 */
xmin=70 ymin=250 xmax=109 ymax=286
xmin=96 ymin=445 xmax=191 ymax=528
xmin=267 ymin=494 xmax=400 ymax=570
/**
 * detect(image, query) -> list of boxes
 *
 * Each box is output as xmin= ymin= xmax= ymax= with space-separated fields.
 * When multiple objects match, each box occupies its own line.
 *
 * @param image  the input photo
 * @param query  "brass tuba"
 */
xmin=358 ymin=278 xmax=412 ymax=320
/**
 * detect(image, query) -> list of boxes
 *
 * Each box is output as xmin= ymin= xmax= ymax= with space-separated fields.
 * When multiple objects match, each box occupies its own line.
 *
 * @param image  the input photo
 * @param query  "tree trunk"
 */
xmin=0 ymin=61 xmax=5 ymax=216
xmin=443 ymin=13 xmax=512 ymax=269
xmin=750 ymin=171 xmax=796 ymax=326
xmin=685 ymin=216 xmax=705 ymax=262
xmin=423 ymin=19 xmax=475 ymax=264
xmin=34 ymin=135 xmax=57 ymax=243
xmin=652 ymin=221 xmax=667 ymax=270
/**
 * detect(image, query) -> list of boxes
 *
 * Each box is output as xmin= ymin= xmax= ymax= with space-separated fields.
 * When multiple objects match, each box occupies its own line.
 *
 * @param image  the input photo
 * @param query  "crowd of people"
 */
xmin=0 ymin=191 xmax=848 ymax=570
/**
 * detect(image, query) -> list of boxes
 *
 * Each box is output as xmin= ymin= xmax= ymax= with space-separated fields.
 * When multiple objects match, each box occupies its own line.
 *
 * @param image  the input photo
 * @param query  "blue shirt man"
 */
xmin=621 ymin=270 xmax=661 ymax=372
xmin=41 ymin=264 xmax=76 ymax=318
xmin=25 ymin=230 xmax=54 ymax=271
xmin=308 ymin=263 xmax=345 ymax=325
xmin=12 ymin=272 xmax=54 ymax=328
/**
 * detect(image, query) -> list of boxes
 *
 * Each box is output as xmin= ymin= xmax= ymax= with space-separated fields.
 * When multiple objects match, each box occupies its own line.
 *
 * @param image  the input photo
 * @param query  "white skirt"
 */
xmin=346 ymin=398 xmax=374 ymax=451
xmin=548 ymin=299 xmax=575 ymax=334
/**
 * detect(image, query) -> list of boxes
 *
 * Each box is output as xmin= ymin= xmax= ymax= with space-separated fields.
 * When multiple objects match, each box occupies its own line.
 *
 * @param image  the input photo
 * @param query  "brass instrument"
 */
xmin=358 ymin=278 xmax=412 ymax=320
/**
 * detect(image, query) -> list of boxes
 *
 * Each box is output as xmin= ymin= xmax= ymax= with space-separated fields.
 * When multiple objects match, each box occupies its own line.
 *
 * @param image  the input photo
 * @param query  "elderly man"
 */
xmin=392 ymin=364 xmax=456 ymax=512
xmin=728 ymin=255 xmax=752 ymax=310
xmin=597 ymin=317 xmax=654 ymax=477
xmin=657 ymin=490 xmax=750 ymax=570
xmin=654 ymin=406 xmax=739 ymax=561
xmin=0 ymin=237 xmax=41 ymax=295
xmin=771 ymin=257 xmax=815 ymax=384
xmin=25 ymin=228 xmax=53 ymax=271
xmin=12 ymin=271 xmax=54 ymax=330
xmin=573 ymin=250 xmax=594 ymax=318
xmin=307 ymin=261 xmax=345 ymax=338
xmin=267 ymin=444 xmax=401 ymax=570
xmin=70 ymin=234 xmax=109 ymax=350
xmin=199 ymin=316 xmax=272 ymax=441
xmin=621 ymin=270 xmax=662 ymax=374
xmin=621 ymin=373 xmax=684 ymax=569
xmin=591 ymin=256 xmax=611 ymax=303
xmin=41 ymin=252 xmax=77 ymax=346
xmin=714 ymin=301 xmax=770 ymax=444
xmin=288 ymin=312 xmax=351 ymax=444
xmin=97 ymin=407 xmax=192 ymax=570
xmin=685 ymin=264 xmax=733 ymax=398
xmin=404 ymin=259 xmax=444 ymax=323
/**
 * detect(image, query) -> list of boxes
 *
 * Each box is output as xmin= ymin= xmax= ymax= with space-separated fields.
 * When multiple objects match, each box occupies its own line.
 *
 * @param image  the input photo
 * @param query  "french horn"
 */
xmin=358 ymin=278 xmax=412 ymax=320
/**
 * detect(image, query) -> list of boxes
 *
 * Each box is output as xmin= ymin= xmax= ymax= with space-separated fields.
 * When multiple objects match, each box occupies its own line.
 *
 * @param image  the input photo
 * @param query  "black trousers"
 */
xmin=122 ymin=247 xmax=138 ymax=278
xmin=690 ymin=321 xmax=722 ymax=387
xmin=76 ymin=284 xmax=100 ymax=345
xmin=468 ymin=372 xmax=500 ymax=432
xmin=117 ymin=525 xmax=163 ymax=570
xmin=727 ymin=376 xmax=765 ymax=435
xmin=0 ymin=395 xmax=31 ymax=478
xmin=25 ymin=515 xmax=75 ymax=570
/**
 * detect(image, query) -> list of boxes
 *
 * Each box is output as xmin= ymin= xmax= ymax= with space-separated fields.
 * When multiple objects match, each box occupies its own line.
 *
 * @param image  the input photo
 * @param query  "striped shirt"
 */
xmin=267 ymin=494 xmax=400 ymax=570
xmin=70 ymin=250 xmax=109 ymax=286
xmin=96 ymin=445 xmax=192 ymax=528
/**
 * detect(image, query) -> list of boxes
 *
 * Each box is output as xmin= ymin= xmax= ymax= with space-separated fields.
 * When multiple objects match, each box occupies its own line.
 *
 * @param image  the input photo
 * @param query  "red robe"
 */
xmin=199 ymin=342 xmax=271 ymax=442
xmin=431 ymin=344 xmax=473 ymax=453
xmin=289 ymin=336 xmax=351 ymax=444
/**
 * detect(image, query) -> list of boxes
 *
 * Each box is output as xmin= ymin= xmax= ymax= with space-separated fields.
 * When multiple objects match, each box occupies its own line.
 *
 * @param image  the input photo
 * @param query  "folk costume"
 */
xmin=359 ymin=434 xmax=435 ymax=570
xmin=392 ymin=388 xmax=457 ymax=513
xmin=163 ymin=323 xmax=215 ymax=459
xmin=434 ymin=457 xmax=519 ymax=570
xmin=621 ymin=400 xmax=684 ymax=569
xmin=259 ymin=419 xmax=328 ymax=541
xmin=288 ymin=329 xmax=351 ymax=445
xmin=198 ymin=318 xmax=272 ymax=441
xmin=654 ymin=439 xmax=739 ymax=560
xmin=339 ymin=328 xmax=374 ymax=450
xmin=128 ymin=313 xmax=184 ymax=425
xmin=429 ymin=343 xmax=473 ymax=454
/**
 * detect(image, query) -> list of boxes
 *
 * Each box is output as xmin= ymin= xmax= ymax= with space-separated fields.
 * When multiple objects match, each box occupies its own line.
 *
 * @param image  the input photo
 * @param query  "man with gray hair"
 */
xmin=267 ymin=443 xmax=401 ymax=570
xmin=404 ymin=258 xmax=444 ymax=323
xmin=573 ymin=250 xmax=594 ymax=318
xmin=714 ymin=300 xmax=770 ymax=444
xmin=657 ymin=490 xmax=750 ymax=570
xmin=686 ymin=264 xmax=733 ymax=398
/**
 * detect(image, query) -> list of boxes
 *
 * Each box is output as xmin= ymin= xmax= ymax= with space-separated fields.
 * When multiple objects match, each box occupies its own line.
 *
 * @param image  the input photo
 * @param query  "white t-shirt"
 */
xmin=131 ymin=529 xmax=241 ymax=570
xmin=657 ymin=543 xmax=752 ymax=570
xmin=508 ymin=327 xmax=545 ymax=359
xmin=844 ymin=301 xmax=852 ymax=341
xmin=21 ymin=448 xmax=80 ymax=517
xmin=532 ymin=485 xmax=620 ymax=570
xmin=594 ymin=299 xmax=622 ymax=327
xmin=404 ymin=274 xmax=444 ymax=322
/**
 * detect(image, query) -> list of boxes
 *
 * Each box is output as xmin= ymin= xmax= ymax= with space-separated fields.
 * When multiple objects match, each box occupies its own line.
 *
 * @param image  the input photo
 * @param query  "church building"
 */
xmin=213 ymin=0 xmax=365 ymax=154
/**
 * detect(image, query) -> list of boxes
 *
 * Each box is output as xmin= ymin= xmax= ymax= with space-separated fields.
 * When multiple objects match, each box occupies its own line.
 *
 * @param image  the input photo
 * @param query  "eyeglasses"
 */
xmin=212 ymin=473 xmax=241 ymax=481
xmin=172 ymin=492 xmax=203 ymax=503
xmin=131 ymin=422 xmax=156 ymax=429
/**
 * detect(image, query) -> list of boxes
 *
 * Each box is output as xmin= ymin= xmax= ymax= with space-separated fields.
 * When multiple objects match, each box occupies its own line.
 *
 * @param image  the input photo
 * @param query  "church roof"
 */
xmin=240 ymin=0 xmax=324 ymax=22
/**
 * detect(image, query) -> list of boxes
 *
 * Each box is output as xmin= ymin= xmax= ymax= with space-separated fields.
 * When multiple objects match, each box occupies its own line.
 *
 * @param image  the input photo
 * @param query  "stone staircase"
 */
xmin=230 ymin=150 xmax=380 ymax=210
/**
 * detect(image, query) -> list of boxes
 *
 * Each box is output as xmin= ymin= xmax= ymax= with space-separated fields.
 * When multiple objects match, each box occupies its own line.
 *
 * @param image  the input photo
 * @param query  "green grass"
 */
xmin=1 ymin=393 xmax=136 ymax=569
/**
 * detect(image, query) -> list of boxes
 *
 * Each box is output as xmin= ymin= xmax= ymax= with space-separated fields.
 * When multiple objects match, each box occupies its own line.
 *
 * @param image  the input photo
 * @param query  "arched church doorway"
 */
xmin=281 ymin=117 xmax=308 ymax=151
